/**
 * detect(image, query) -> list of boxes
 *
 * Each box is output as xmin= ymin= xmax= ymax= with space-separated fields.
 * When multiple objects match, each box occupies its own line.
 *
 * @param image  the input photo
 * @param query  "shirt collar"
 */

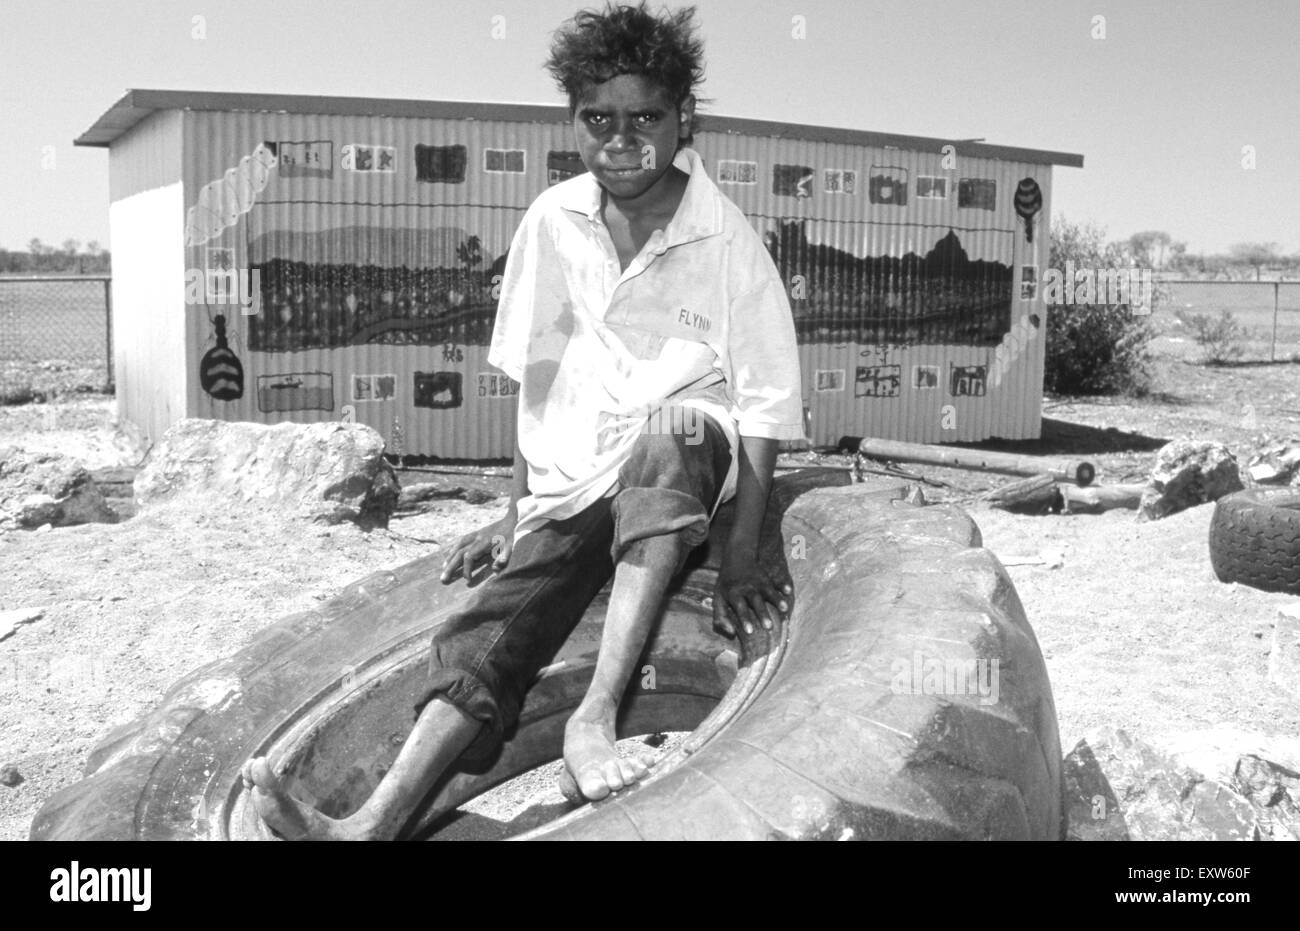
xmin=558 ymin=146 xmax=724 ymax=247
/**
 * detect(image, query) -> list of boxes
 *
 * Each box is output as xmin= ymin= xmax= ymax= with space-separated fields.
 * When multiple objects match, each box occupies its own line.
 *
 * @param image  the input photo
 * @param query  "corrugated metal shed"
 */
xmin=77 ymin=89 xmax=1083 ymax=457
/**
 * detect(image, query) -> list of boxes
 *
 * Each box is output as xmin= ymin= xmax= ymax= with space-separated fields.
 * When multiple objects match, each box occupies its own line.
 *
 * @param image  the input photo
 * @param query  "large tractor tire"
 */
xmin=31 ymin=470 xmax=1065 ymax=841
xmin=1209 ymin=487 xmax=1300 ymax=596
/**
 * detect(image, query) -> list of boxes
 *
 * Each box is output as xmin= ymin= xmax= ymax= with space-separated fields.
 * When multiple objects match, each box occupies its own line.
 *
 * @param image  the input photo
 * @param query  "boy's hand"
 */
xmin=439 ymin=511 xmax=517 ymax=585
xmin=712 ymin=555 xmax=792 ymax=638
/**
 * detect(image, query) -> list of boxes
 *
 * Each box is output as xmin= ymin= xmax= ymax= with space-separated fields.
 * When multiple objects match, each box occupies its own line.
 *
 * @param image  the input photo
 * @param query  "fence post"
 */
xmin=1272 ymin=281 xmax=1280 ymax=363
xmin=103 ymin=277 xmax=114 ymax=393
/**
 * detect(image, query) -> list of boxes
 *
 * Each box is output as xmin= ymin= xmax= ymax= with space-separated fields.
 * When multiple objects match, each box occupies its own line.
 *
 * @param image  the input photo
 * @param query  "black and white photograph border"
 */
xmin=0 ymin=0 xmax=1297 ymax=876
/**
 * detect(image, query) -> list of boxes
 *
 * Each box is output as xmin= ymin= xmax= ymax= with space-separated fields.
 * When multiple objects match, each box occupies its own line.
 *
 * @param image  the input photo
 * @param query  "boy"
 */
xmin=243 ymin=1 xmax=803 ymax=840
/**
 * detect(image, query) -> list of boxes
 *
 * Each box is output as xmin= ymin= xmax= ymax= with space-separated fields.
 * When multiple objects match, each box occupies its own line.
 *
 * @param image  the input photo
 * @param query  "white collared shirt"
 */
xmin=489 ymin=145 xmax=805 ymax=545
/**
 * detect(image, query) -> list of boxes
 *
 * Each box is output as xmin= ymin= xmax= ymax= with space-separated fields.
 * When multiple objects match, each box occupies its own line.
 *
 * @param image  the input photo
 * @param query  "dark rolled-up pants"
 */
xmin=415 ymin=411 xmax=732 ymax=767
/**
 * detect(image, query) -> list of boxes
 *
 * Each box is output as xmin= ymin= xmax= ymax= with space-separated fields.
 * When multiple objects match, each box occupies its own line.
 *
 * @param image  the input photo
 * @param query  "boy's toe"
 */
xmin=557 ymin=768 xmax=584 ymax=805
xmin=616 ymin=757 xmax=643 ymax=786
xmin=601 ymin=760 xmax=626 ymax=792
xmin=578 ymin=765 xmax=613 ymax=800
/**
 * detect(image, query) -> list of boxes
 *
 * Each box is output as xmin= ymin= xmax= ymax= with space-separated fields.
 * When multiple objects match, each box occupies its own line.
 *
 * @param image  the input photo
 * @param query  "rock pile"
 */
xmin=134 ymin=419 xmax=399 ymax=526
xmin=1064 ymin=726 xmax=1300 ymax=840
xmin=1138 ymin=439 xmax=1243 ymax=521
xmin=0 ymin=446 xmax=117 ymax=530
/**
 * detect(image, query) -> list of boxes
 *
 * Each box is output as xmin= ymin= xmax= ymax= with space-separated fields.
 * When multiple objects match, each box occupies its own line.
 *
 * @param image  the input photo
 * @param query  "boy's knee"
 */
xmin=616 ymin=524 xmax=696 ymax=578
xmin=623 ymin=429 xmax=689 ymax=480
xmin=621 ymin=416 xmax=723 ymax=489
xmin=609 ymin=485 xmax=709 ymax=566
xmin=428 ymin=631 xmax=483 ymax=683
xmin=620 ymin=527 xmax=688 ymax=560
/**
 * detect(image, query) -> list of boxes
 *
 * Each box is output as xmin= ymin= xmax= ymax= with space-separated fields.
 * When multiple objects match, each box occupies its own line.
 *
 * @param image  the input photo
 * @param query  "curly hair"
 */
xmin=546 ymin=2 xmax=705 ymax=143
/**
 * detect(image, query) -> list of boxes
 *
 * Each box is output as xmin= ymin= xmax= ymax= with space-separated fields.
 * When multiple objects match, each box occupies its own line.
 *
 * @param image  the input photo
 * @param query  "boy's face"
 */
xmin=572 ymin=74 xmax=693 ymax=201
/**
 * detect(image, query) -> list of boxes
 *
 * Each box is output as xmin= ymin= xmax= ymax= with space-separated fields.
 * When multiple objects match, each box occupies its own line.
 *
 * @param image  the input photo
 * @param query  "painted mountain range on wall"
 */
xmin=243 ymin=223 xmax=1011 ymax=353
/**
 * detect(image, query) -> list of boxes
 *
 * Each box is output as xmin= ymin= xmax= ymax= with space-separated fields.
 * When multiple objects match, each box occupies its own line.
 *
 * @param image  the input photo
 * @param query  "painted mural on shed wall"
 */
xmin=183 ymin=123 xmax=1043 ymax=449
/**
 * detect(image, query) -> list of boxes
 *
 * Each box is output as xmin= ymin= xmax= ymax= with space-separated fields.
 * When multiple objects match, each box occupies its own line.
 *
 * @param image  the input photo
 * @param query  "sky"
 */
xmin=1 ymin=0 xmax=1296 ymax=257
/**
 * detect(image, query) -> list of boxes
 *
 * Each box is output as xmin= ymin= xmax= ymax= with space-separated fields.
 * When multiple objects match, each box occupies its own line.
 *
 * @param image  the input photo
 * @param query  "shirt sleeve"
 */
xmin=488 ymin=203 xmax=558 ymax=384
xmin=725 ymin=273 xmax=806 ymax=441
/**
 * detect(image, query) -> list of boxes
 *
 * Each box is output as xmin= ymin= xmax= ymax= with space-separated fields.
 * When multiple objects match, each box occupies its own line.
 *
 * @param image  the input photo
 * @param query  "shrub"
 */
xmin=1186 ymin=310 xmax=1245 ymax=364
xmin=0 ymin=383 xmax=38 ymax=405
xmin=1044 ymin=218 xmax=1157 ymax=396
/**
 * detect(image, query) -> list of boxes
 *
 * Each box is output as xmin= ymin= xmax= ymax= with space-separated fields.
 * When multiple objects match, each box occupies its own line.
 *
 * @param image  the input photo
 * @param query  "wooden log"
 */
xmin=395 ymin=482 xmax=499 ymax=511
xmin=842 ymin=436 xmax=1096 ymax=486
xmin=1059 ymin=483 xmax=1145 ymax=513
xmin=981 ymin=473 xmax=1061 ymax=512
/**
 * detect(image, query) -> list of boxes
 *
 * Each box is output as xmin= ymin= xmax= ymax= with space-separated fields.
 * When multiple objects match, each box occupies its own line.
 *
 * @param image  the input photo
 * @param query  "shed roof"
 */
xmin=74 ymin=88 xmax=1084 ymax=168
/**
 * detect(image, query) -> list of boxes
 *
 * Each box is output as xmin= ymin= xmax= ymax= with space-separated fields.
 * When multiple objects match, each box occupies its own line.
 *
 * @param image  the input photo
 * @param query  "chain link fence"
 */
xmin=0 ymin=275 xmax=112 ymax=401
xmin=1162 ymin=280 xmax=1300 ymax=363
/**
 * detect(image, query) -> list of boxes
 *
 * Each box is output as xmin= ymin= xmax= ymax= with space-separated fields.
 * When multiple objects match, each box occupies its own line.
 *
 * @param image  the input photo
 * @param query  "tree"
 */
xmin=1045 ymin=217 xmax=1156 ymax=396
xmin=1166 ymin=240 xmax=1187 ymax=270
xmin=1228 ymin=242 xmax=1280 ymax=281
xmin=1127 ymin=230 xmax=1173 ymax=269
xmin=1198 ymin=252 xmax=1229 ymax=278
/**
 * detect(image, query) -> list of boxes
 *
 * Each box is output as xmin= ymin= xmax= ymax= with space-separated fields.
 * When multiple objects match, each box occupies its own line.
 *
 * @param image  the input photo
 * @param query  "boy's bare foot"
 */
xmin=241 ymin=757 xmax=376 ymax=841
xmin=561 ymin=696 xmax=650 ymax=801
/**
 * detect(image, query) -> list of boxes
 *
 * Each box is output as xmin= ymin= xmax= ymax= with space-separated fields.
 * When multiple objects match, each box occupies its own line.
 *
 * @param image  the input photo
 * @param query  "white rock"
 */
xmin=1138 ymin=439 xmax=1243 ymax=521
xmin=1268 ymin=604 xmax=1300 ymax=698
xmin=0 ymin=607 xmax=44 ymax=641
xmin=0 ymin=447 xmax=116 ymax=529
xmin=1157 ymin=723 xmax=1300 ymax=783
xmin=133 ymin=419 xmax=398 ymax=525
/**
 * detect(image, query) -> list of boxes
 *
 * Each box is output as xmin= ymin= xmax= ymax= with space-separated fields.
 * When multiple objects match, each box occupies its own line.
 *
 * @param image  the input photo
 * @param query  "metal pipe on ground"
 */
xmin=841 ymin=436 xmax=1096 ymax=487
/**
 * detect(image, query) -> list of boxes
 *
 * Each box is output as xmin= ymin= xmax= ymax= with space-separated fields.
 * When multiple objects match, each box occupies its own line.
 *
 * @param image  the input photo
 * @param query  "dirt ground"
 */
xmin=2 ymin=334 xmax=1298 ymax=841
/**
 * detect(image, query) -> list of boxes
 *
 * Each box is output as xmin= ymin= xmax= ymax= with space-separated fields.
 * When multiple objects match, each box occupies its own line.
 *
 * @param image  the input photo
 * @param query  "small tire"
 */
xmin=1208 ymin=487 xmax=1300 ymax=595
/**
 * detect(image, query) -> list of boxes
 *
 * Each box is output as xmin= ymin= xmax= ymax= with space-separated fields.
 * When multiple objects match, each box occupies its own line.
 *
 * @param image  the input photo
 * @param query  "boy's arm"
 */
xmin=713 ymin=247 xmax=804 ymax=637
xmin=505 ymin=396 xmax=529 ymax=518
xmin=725 ymin=434 xmax=778 ymax=558
xmin=714 ymin=433 xmax=791 ymax=638
xmin=441 ymin=399 xmax=528 ymax=583
xmin=443 ymin=199 xmax=555 ymax=584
